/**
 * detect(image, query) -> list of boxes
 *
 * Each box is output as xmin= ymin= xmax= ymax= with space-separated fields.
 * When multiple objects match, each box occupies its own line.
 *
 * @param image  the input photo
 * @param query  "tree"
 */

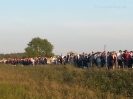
xmin=25 ymin=37 xmax=54 ymax=57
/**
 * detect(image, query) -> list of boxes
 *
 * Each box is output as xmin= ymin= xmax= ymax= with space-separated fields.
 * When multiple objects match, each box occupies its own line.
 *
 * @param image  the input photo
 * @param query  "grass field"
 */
xmin=0 ymin=64 xmax=133 ymax=99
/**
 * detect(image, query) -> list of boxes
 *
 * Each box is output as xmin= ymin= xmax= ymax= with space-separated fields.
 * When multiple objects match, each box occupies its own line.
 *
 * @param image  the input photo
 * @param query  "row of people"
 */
xmin=59 ymin=50 xmax=133 ymax=70
xmin=1 ymin=50 xmax=133 ymax=70
xmin=3 ymin=57 xmax=48 ymax=66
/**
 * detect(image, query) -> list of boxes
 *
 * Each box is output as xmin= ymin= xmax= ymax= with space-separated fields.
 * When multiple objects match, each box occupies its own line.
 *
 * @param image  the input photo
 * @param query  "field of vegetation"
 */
xmin=0 ymin=64 xmax=133 ymax=99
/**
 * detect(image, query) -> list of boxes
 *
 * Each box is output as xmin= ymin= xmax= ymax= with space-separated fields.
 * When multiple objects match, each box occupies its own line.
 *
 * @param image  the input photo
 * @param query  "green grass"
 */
xmin=0 ymin=64 xmax=133 ymax=99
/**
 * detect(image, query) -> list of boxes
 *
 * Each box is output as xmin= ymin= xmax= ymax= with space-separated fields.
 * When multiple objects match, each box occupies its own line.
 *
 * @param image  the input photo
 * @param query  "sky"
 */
xmin=0 ymin=0 xmax=133 ymax=55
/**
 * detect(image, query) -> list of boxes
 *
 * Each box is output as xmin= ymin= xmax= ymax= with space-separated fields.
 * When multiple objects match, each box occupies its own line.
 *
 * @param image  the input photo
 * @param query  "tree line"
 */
xmin=1 ymin=37 xmax=54 ymax=59
xmin=0 ymin=53 xmax=25 ymax=59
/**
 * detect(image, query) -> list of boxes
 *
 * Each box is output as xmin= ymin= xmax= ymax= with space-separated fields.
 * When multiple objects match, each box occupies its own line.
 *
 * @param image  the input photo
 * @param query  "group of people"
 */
xmin=52 ymin=50 xmax=133 ymax=70
xmin=106 ymin=50 xmax=133 ymax=70
xmin=1 ymin=50 xmax=133 ymax=70
xmin=1 ymin=57 xmax=48 ymax=66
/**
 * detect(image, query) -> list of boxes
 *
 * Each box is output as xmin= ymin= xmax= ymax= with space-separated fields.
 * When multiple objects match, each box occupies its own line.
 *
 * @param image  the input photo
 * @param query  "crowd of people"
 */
xmin=0 ymin=50 xmax=133 ymax=70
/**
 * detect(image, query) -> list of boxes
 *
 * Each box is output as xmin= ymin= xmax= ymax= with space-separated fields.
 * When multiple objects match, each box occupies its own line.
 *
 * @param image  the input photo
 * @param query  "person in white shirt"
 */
xmin=130 ymin=51 xmax=133 ymax=68
xmin=117 ymin=50 xmax=122 ymax=69
xmin=96 ymin=54 xmax=101 ymax=67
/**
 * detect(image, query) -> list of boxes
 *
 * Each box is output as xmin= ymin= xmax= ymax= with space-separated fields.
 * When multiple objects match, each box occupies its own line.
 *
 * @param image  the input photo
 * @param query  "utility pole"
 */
xmin=104 ymin=45 xmax=106 ymax=52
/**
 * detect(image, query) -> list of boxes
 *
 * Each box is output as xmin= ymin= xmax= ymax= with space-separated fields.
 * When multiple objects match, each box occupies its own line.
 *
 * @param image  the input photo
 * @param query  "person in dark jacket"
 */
xmin=107 ymin=52 xmax=113 ymax=70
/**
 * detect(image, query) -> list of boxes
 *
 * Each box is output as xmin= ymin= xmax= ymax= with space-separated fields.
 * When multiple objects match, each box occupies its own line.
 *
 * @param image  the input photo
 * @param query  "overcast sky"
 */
xmin=0 ymin=0 xmax=133 ymax=55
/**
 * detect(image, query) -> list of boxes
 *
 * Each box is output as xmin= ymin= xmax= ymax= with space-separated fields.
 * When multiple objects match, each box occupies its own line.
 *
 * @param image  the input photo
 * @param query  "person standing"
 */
xmin=125 ymin=51 xmax=131 ymax=69
xmin=112 ymin=52 xmax=117 ymax=69
xmin=122 ymin=51 xmax=126 ymax=68
xmin=87 ymin=54 xmax=91 ymax=69
xmin=90 ymin=52 xmax=94 ymax=67
xmin=96 ymin=53 xmax=101 ymax=67
xmin=117 ymin=50 xmax=123 ymax=69
xmin=83 ymin=54 xmax=88 ymax=68
xmin=100 ymin=52 xmax=105 ymax=68
xmin=130 ymin=51 xmax=133 ymax=68
xmin=107 ymin=52 xmax=113 ymax=70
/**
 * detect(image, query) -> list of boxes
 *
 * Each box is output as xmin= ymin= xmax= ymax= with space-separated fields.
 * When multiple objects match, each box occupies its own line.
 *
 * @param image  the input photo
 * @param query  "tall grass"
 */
xmin=0 ymin=64 xmax=133 ymax=99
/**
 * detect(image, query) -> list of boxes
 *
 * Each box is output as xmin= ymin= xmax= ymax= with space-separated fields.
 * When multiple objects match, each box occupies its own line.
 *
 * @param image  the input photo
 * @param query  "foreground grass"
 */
xmin=0 ymin=64 xmax=133 ymax=99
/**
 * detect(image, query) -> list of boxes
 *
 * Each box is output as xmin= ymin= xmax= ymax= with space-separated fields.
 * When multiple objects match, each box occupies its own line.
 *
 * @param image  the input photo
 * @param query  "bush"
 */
xmin=0 ymin=64 xmax=133 ymax=99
